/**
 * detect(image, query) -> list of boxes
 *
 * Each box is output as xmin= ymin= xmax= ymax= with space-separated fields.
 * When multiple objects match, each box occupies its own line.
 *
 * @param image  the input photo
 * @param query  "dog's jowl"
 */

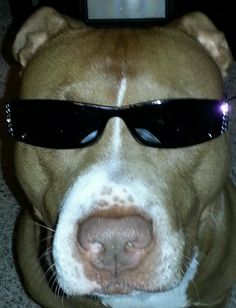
xmin=7 ymin=6 xmax=236 ymax=308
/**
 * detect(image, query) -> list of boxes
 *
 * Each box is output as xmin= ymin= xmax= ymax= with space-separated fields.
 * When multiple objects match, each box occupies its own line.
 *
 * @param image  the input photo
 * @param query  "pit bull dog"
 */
xmin=7 ymin=6 xmax=236 ymax=308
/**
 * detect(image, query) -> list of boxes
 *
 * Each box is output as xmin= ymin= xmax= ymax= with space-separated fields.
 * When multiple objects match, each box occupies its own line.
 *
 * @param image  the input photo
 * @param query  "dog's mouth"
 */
xmin=92 ymin=281 xmax=169 ymax=296
xmin=94 ymin=281 xmax=140 ymax=295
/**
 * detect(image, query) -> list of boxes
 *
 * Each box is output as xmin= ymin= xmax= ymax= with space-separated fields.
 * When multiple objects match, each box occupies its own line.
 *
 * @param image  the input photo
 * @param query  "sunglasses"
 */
xmin=5 ymin=99 xmax=229 ymax=149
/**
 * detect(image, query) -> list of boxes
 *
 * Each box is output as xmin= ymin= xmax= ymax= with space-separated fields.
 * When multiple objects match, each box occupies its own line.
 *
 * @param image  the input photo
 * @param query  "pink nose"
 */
xmin=78 ymin=216 xmax=153 ymax=274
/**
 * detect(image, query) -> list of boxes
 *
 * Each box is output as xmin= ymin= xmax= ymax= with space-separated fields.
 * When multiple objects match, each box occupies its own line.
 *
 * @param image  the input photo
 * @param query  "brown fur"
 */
xmin=12 ymin=7 xmax=236 ymax=307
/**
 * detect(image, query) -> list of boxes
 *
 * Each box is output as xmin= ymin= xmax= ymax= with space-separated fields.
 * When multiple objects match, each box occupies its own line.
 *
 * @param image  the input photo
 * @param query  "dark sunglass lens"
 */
xmin=6 ymin=101 xmax=103 ymax=149
xmin=128 ymin=100 xmax=226 ymax=148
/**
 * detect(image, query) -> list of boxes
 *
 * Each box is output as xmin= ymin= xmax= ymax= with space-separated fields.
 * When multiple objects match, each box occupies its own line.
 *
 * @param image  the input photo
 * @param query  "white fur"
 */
xmin=101 ymin=254 xmax=199 ymax=308
xmin=116 ymin=78 xmax=127 ymax=107
xmin=53 ymin=162 xmax=188 ymax=296
xmin=112 ymin=78 xmax=127 ymax=154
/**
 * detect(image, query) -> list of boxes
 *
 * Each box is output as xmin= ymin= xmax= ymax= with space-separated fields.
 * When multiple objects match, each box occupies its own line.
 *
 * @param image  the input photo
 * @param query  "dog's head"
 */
xmin=12 ymin=7 xmax=233 ymax=306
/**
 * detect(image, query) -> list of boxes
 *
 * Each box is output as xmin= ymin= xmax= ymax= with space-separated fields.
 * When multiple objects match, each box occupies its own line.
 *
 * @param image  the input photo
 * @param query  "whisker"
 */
xmin=21 ymin=216 xmax=55 ymax=233
xmin=33 ymin=221 xmax=55 ymax=233
xmin=39 ymin=261 xmax=55 ymax=287
xmin=44 ymin=262 xmax=56 ymax=278
xmin=182 ymin=253 xmax=196 ymax=268
xmin=54 ymin=277 xmax=65 ymax=303
xmin=40 ymin=234 xmax=54 ymax=244
xmin=60 ymin=287 xmax=65 ymax=306
xmin=39 ymin=246 xmax=53 ymax=262
xmin=49 ymin=271 xmax=58 ymax=291
xmin=52 ymin=276 xmax=59 ymax=297
xmin=190 ymin=278 xmax=200 ymax=303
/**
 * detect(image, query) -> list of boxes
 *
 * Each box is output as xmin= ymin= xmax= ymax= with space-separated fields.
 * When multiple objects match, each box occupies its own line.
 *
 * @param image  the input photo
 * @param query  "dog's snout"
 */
xmin=78 ymin=216 xmax=153 ymax=274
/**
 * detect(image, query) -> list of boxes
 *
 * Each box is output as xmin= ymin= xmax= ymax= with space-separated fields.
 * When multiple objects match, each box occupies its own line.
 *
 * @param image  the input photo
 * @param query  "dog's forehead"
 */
xmin=20 ymin=26 xmax=223 ymax=103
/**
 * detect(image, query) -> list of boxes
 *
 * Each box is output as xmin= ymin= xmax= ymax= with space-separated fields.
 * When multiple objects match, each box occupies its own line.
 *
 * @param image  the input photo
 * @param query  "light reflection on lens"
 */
xmin=221 ymin=102 xmax=229 ymax=115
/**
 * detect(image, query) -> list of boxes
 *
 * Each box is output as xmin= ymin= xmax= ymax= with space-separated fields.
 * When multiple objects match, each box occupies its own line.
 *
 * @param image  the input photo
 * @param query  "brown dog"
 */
xmin=9 ymin=6 xmax=236 ymax=308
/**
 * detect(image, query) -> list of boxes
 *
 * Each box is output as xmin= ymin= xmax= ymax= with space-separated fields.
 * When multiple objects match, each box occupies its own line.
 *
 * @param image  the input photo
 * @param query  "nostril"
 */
xmin=85 ymin=242 xmax=104 ymax=254
xmin=126 ymin=241 xmax=134 ymax=250
xmin=125 ymin=241 xmax=141 ymax=251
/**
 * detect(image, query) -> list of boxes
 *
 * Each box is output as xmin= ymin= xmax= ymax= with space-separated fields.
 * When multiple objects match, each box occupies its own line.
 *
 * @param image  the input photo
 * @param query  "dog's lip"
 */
xmin=99 ymin=283 xmax=134 ymax=295
xmin=90 ymin=279 xmax=140 ymax=295
xmin=92 ymin=281 xmax=170 ymax=296
xmin=92 ymin=268 xmax=188 ymax=296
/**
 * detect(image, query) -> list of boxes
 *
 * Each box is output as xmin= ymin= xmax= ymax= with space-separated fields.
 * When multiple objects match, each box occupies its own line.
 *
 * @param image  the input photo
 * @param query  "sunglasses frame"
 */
xmin=5 ymin=98 xmax=229 ymax=149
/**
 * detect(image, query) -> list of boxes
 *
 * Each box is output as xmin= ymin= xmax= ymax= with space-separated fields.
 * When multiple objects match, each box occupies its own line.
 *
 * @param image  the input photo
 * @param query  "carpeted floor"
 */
xmin=0 ymin=0 xmax=236 ymax=307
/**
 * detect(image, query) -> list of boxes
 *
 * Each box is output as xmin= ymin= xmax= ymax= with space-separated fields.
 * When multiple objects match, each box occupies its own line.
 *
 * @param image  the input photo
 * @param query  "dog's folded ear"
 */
xmin=12 ymin=7 xmax=72 ymax=67
xmin=171 ymin=12 xmax=234 ymax=77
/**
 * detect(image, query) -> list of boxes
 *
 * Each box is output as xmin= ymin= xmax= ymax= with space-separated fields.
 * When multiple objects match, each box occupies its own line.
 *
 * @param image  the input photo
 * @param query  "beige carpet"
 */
xmin=0 ymin=0 xmax=236 ymax=307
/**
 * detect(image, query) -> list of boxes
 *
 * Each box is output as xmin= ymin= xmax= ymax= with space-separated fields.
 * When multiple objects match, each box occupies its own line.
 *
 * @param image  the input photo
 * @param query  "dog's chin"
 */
xmin=94 ymin=283 xmax=136 ymax=296
xmin=91 ymin=280 xmax=177 ymax=297
xmin=93 ymin=283 xmax=146 ymax=296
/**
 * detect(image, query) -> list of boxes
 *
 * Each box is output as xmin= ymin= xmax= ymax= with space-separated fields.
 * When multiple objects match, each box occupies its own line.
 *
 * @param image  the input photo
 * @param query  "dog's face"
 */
xmin=12 ymin=7 xmax=233 ymax=304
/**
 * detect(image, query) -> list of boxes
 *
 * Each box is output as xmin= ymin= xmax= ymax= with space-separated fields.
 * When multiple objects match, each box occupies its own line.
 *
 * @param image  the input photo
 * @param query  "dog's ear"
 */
xmin=12 ymin=7 xmax=71 ymax=67
xmin=171 ymin=12 xmax=233 ymax=77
